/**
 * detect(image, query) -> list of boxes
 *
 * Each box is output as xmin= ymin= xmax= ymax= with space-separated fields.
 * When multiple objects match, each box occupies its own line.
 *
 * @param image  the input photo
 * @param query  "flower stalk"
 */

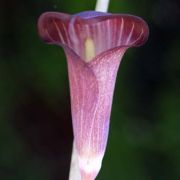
xmin=95 ymin=0 xmax=110 ymax=12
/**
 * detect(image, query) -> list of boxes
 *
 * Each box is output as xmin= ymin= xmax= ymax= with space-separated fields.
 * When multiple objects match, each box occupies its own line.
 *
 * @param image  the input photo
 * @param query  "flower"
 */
xmin=38 ymin=11 xmax=149 ymax=179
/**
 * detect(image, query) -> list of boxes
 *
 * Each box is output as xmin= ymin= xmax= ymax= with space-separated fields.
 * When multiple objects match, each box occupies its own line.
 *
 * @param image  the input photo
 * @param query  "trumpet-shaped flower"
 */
xmin=38 ymin=11 xmax=149 ymax=179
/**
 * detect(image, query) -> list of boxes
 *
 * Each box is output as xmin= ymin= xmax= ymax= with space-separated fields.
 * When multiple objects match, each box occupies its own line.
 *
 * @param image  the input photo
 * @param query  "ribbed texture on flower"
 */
xmin=38 ymin=11 xmax=149 ymax=180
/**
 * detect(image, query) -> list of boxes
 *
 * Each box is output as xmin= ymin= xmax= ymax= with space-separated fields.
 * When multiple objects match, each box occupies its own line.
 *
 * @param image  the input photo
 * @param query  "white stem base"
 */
xmin=69 ymin=141 xmax=81 ymax=180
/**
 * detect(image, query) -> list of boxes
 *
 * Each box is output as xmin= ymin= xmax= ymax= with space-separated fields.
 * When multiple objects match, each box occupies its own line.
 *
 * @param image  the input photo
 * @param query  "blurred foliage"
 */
xmin=0 ymin=0 xmax=180 ymax=179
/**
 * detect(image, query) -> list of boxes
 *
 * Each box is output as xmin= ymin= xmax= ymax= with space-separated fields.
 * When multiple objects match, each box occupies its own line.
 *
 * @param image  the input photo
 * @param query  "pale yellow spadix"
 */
xmin=84 ymin=37 xmax=96 ymax=62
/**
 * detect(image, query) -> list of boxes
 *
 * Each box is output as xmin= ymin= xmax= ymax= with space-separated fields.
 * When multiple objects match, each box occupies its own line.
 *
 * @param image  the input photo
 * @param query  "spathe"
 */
xmin=38 ymin=11 xmax=149 ymax=180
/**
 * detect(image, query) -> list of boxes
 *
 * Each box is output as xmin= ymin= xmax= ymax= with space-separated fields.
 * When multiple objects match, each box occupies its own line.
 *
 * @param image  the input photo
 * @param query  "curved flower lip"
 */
xmin=38 ymin=11 xmax=149 ymax=63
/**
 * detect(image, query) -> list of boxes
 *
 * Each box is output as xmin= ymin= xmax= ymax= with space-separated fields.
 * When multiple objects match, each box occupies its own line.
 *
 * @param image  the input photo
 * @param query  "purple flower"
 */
xmin=38 ymin=11 xmax=149 ymax=179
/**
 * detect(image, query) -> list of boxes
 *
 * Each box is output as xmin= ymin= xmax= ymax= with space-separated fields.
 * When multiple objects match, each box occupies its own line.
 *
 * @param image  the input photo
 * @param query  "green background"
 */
xmin=1 ymin=0 xmax=180 ymax=179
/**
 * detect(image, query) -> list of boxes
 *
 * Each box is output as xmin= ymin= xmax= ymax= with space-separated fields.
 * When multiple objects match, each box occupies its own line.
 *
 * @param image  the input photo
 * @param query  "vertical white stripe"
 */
xmin=62 ymin=23 xmax=71 ymax=45
xmin=97 ymin=22 xmax=102 ymax=54
xmin=80 ymin=74 xmax=84 ymax=140
xmin=68 ymin=17 xmax=79 ymax=54
xmin=52 ymin=20 xmax=65 ymax=43
xmin=70 ymin=64 xmax=80 ymax=141
xmin=118 ymin=17 xmax=124 ymax=45
xmin=130 ymin=28 xmax=144 ymax=45
xmin=125 ymin=22 xmax=135 ymax=45
xmin=107 ymin=19 xmax=111 ymax=49
xmin=45 ymin=29 xmax=54 ymax=42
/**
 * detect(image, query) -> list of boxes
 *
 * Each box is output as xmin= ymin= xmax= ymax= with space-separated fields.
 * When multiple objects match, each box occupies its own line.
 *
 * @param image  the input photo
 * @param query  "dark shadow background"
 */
xmin=0 ymin=0 xmax=180 ymax=179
